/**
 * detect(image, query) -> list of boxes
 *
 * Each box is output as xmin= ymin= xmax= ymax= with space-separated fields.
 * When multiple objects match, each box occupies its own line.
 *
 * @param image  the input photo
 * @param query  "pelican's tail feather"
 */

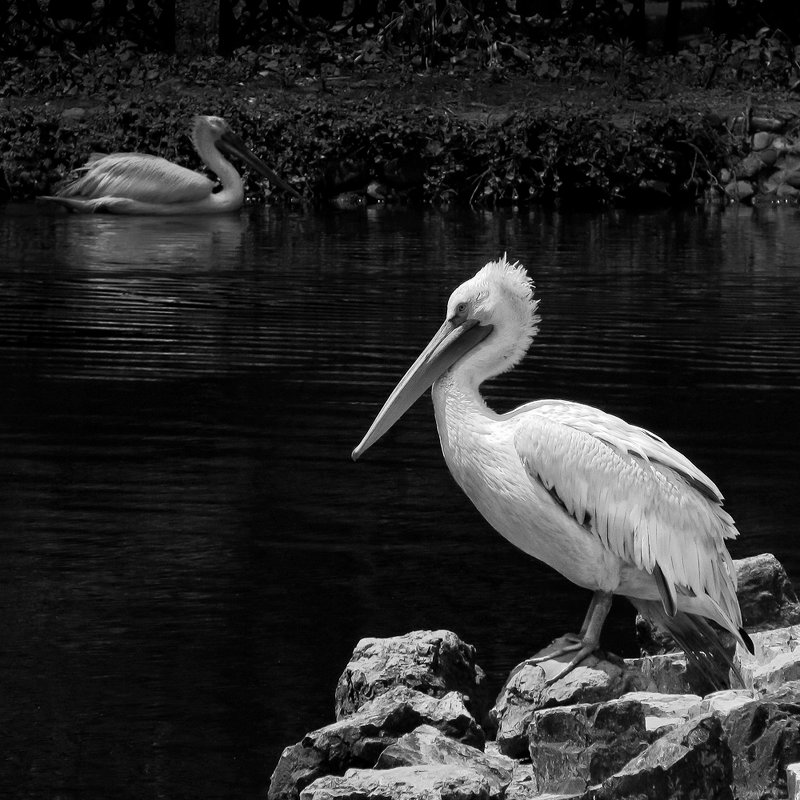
xmin=38 ymin=195 xmax=128 ymax=214
xmin=631 ymin=598 xmax=746 ymax=691
xmin=39 ymin=195 xmax=98 ymax=213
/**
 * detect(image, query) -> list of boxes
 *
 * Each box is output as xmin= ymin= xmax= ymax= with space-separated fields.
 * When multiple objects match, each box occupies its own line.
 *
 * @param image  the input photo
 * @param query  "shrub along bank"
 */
xmin=1 ymin=42 xmax=797 ymax=209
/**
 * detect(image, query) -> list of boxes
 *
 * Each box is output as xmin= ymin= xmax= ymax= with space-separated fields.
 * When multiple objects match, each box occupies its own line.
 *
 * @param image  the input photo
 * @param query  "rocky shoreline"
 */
xmin=268 ymin=553 xmax=800 ymax=800
xmin=719 ymin=112 xmax=800 ymax=204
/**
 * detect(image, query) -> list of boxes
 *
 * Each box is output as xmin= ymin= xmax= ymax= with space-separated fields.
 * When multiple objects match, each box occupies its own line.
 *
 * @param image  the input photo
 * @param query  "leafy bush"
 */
xmin=0 ymin=18 xmax=785 ymax=208
xmin=0 ymin=85 xmax=728 ymax=207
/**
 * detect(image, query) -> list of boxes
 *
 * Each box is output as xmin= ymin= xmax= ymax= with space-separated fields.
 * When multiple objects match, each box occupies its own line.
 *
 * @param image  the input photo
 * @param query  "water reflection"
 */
xmin=58 ymin=213 xmax=250 ymax=269
xmin=0 ymin=203 xmax=799 ymax=800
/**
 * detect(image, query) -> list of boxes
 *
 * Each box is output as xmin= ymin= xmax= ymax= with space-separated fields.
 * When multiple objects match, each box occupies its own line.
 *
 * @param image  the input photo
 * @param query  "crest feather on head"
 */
xmin=476 ymin=253 xmax=541 ymax=336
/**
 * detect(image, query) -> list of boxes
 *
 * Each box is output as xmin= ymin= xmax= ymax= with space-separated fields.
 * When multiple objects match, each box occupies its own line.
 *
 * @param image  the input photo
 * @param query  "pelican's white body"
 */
xmin=433 ymin=376 xmax=740 ymax=633
xmin=41 ymin=116 xmax=267 ymax=215
xmin=354 ymin=256 xmax=747 ymax=675
xmin=434 ymin=383 xmax=623 ymax=591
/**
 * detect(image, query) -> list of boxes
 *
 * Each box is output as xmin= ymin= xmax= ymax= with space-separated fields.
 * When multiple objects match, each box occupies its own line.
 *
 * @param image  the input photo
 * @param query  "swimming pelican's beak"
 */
xmin=217 ymin=129 xmax=303 ymax=200
xmin=352 ymin=317 xmax=493 ymax=460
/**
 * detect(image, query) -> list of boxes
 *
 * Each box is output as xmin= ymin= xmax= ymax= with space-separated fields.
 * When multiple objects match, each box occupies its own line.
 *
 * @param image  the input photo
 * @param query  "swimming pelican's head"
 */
xmin=352 ymin=255 xmax=540 ymax=460
xmin=191 ymin=115 xmax=302 ymax=199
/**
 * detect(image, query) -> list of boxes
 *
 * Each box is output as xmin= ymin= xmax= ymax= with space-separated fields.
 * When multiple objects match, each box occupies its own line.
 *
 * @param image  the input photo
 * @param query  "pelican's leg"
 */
xmin=543 ymin=591 xmax=614 ymax=684
xmin=528 ymin=591 xmax=608 ymax=663
xmin=577 ymin=591 xmax=606 ymax=637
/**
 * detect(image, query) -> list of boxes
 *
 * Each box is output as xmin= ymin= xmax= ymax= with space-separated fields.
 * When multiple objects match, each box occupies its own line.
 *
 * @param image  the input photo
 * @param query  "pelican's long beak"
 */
xmin=218 ymin=129 xmax=303 ymax=200
xmin=351 ymin=317 xmax=493 ymax=460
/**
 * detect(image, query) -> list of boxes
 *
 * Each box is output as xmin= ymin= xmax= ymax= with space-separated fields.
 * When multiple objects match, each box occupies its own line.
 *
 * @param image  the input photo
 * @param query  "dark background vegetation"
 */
xmin=3 ymin=0 xmax=799 ymax=57
xmin=1 ymin=1 xmax=799 ymax=207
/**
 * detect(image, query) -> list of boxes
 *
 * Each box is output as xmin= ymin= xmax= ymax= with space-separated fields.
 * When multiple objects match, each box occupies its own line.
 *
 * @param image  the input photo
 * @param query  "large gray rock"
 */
xmin=335 ymin=630 xmax=489 ymax=725
xmin=375 ymin=725 xmax=513 ymax=799
xmin=736 ymin=553 xmax=800 ymax=630
xmin=723 ymin=681 xmax=800 ymax=800
xmin=528 ymin=698 xmax=650 ymax=795
xmin=687 ymin=689 xmax=756 ymax=720
xmin=268 ymin=686 xmax=483 ymax=800
xmin=301 ymin=765 xmax=492 ymax=800
xmin=492 ymin=635 xmax=646 ymax=758
xmin=589 ymin=713 xmax=732 ymax=800
xmin=618 ymin=691 xmax=701 ymax=734
xmin=787 ymin=762 xmax=800 ymax=799
xmin=502 ymin=762 xmax=537 ymax=800
xmin=734 ymin=624 xmax=800 ymax=692
xmin=625 ymin=651 xmax=709 ymax=695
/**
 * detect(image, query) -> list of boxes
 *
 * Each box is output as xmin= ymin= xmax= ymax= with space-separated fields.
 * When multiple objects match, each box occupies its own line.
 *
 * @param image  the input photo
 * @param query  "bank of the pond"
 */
xmin=268 ymin=554 xmax=800 ymax=800
xmin=2 ymin=65 xmax=798 ymax=209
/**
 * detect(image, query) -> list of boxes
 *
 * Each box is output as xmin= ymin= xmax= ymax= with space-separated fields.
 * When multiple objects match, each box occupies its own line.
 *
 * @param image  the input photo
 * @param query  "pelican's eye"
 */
xmin=455 ymin=301 xmax=468 ymax=317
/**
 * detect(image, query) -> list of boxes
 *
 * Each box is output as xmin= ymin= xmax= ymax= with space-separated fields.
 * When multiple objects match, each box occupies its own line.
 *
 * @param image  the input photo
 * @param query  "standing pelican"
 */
xmin=40 ymin=115 xmax=301 ymax=214
xmin=352 ymin=256 xmax=752 ymax=686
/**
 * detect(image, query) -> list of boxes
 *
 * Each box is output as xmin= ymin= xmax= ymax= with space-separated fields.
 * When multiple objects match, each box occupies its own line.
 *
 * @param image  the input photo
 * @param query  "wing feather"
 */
xmin=58 ymin=153 xmax=215 ymax=204
xmin=513 ymin=400 xmax=740 ymax=627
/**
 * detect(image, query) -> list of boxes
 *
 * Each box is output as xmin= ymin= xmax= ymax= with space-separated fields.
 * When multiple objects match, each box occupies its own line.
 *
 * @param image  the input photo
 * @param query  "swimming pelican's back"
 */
xmin=57 ymin=153 xmax=215 ymax=204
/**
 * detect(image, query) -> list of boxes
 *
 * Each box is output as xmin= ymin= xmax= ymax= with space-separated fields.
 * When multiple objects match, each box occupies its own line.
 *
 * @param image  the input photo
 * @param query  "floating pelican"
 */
xmin=40 ymin=115 xmax=301 ymax=214
xmin=353 ymin=256 xmax=753 ymax=686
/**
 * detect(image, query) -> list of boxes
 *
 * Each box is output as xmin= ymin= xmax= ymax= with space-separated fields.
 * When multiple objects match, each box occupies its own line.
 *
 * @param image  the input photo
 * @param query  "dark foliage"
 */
xmin=2 ymin=0 xmax=799 ymax=58
xmin=3 ymin=0 xmax=174 ymax=55
xmin=0 ymin=74 xmax=734 ymax=208
xmin=0 ymin=2 xmax=795 ymax=208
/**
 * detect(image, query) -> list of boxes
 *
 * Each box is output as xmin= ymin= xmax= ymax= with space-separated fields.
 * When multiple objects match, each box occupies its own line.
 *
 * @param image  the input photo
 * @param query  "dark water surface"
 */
xmin=1 ymin=203 xmax=799 ymax=799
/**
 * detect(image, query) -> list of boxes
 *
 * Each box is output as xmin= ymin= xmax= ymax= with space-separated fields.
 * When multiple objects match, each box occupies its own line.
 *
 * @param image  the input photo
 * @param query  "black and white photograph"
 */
xmin=2 ymin=1 xmax=800 ymax=798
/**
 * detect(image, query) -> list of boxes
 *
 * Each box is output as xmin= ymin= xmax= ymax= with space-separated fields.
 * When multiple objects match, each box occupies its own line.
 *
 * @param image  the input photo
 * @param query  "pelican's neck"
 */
xmin=194 ymin=128 xmax=244 ymax=210
xmin=432 ymin=367 xmax=496 ymax=459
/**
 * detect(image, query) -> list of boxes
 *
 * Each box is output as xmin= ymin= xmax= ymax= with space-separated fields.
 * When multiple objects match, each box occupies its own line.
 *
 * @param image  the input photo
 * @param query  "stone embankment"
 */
xmin=719 ymin=109 xmax=800 ymax=204
xmin=267 ymin=553 xmax=800 ymax=800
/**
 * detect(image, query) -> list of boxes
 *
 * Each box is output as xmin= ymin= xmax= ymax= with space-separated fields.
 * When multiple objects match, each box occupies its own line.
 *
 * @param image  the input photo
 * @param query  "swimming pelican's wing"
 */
xmin=57 ymin=153 xmax=215 ymax=204
xmin=512 ymin=399 xmax=741 ymax=631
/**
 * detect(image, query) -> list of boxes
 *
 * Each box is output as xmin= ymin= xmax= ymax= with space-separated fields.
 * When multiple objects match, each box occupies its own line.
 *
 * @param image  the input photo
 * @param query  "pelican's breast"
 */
xmin=431 ymin=380 xmax=623 ymax=591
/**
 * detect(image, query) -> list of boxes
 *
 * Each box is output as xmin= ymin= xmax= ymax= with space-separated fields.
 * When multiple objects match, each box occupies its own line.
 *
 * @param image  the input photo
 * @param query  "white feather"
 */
xmin=430 ymin=260 xmax=744 ymax=643
xmin=356 ymin=255 xmax=750 ymax=682
xmin=58 ymin=153 xmax=215 ymax=204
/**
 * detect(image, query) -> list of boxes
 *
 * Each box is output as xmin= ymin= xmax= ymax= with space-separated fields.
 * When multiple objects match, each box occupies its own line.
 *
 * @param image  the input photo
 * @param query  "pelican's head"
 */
xmin=194 ymin=115 xmax=229 ymax=138
xmin=352 ymin=255 xmax=539 ymax=460
xmin=192 ymin=116 xmax=236 ymax=156
xmin=446 ymin=256 xmax=540 ymax=378
xmin=191 ymin=115 xmax=302 ymax=200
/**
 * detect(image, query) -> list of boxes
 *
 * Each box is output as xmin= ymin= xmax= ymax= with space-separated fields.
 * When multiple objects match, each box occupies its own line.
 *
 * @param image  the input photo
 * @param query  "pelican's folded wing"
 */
xmin=58 ymin=153 xmax=215 ymax=204
xmin=512 ymin=400 xmax=741 ymax=626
